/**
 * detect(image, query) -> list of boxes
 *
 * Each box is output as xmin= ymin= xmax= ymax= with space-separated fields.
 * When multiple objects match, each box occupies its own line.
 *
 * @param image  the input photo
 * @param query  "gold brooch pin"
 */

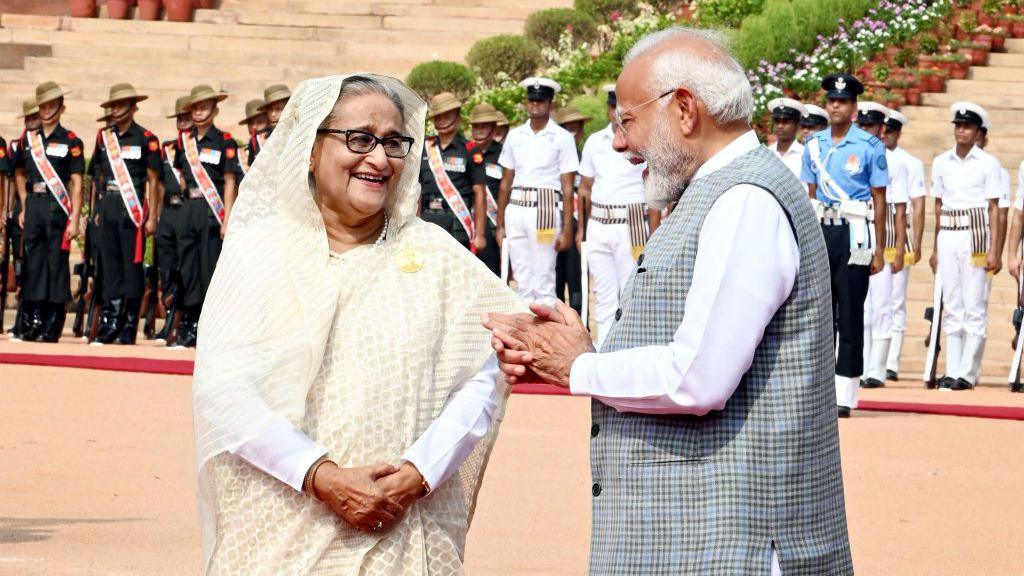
xmin=396 ymin=247 xmax=423 ymax=273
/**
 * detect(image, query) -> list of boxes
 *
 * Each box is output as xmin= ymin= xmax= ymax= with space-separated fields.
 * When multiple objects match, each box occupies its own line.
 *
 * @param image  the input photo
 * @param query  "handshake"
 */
xmin=307 ymin=460 xmax=425 ymax=534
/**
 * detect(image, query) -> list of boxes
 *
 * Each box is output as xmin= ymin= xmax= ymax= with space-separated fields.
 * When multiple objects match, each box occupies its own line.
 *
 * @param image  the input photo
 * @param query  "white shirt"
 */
xmin=769 ymin=139 xmax=804 ymax=180
xmin=579 ymin=123 xmax=646 ymax=205
xmin=233 ymin=355 xmax=501 ymax=492
xmin=999 ymin=167 xmax=1011 ymax=209
xmin=930 ymin=145 xmax=1003 ymax=209
xmin=498 ymin=119 xmax=580 ymax=189
xmin=885 ymin=148 xmax=910 ymax=204
xmin=895 ymin=147 xmax=926 ymax=200
xmin=568 ymin=131 xmax=800 ymax=415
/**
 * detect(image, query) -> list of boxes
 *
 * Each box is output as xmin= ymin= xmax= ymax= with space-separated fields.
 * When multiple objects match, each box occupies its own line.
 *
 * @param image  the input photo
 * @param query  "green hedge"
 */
xmin=405 ymin=61 xmax=477 ymax=100
xmin=568 ymin=94 xmax=609 ymax=142
xmin=696 ymin=0 xmax=766 ymax=27
xmin=466 ymin=34 xmax=543 ymax=85
xmin=734 ymin=0 xmax=876 ymax=68
xmin=573 ymin=0 xmax=640 ymax=23
xmin=525 ymin=8 xmax=599 ymax=49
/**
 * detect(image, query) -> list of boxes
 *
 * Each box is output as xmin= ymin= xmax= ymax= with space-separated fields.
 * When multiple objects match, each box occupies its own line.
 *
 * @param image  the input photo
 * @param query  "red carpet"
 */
xmin=4 ymin=352 xmax=1024 ymax=420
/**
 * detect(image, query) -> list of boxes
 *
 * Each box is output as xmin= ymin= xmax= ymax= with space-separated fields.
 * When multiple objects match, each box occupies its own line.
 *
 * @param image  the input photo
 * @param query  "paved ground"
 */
xmin=1 ymin=338 xmax=1023 ymax=575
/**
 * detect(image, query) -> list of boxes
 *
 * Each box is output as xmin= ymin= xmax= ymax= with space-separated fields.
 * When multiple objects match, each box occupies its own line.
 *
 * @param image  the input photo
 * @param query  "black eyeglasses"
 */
xmin=316 ymin=128 xmax=415 ymax=158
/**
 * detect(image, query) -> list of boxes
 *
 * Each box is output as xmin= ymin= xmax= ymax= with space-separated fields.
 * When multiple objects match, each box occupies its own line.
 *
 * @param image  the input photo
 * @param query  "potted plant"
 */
xmin=973 ymin=24 xmax=995 ymax=48
xmin=957 ymin=10 xmax=979 ymax=39
xmin=918 ymin=68 xmax=948 ymax=93
xmin=138 ymin=0 xmax=160 ymax=19
xmin=107 ymin=0 xmax=132 ymax=19
xmin=1009 ymin=14 xmax=1024 ymax=37
xmin=872 ymin=62 xmax=891 ymax=85
xmin=980 ymin=0 xmax=1003 ymax=26
xmin=70 ymin=0 xmax=97 ymax=17
xmin=894 ymin=47 xmax=919 ymax=70
xmin=165 ymin=0 xmax=193 ymax=21
xmin=193 ymin=0 xmax=215 ymax=8
xmin=991 ymin=25 xmax=1008 ymax=50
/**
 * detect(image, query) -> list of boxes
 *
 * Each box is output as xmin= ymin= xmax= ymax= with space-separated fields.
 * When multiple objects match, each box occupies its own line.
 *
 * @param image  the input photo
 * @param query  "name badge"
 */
xmin=486 ymin=163 xmax=502 ymax=180
xmin=46 ymin=143 xmax=69 ymax=158
xmin=200 ymin=148 xmax=222 ymax=164
xmin=444 ymin=156 xmax=466 ymax=173
xmin=121 ymin=145 xmax=142 ymax=160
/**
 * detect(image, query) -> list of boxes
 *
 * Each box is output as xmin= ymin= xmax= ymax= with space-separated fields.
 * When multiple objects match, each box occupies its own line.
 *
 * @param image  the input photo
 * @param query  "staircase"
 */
xmin=894 ymin=38 xmax=1024 ymax=385
xmin=0 ymin=0 xmax=571 ymax=140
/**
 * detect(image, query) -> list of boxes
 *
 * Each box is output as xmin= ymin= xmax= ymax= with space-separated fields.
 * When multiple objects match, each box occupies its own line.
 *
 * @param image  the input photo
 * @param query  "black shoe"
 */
xmin=862 ymin=378 xmax=885 ymax=389
xmin=886 ymin=370 xmax=899 ymax=382
xmin=953 ymin=378 xmax=974 ymax=391
xmin=40 ymin=303 xmax=67 ymax=343
xmin=938 ymin=377 xmax=955 ymax=391
xmin=21 ymin=303 xmax=45 ymax=342
xmin=153 ymin=302 xmax=175 ymax=342
xmin=176 ymin=320 xmax=197 ymax=348
xmin=1011 ymin=382 xmax=1024 ymax=393
xmin=97 ymin=298 xmax=125 ymax=344
xmin=838 ymin=406 xmax=851 ymax=418
xmin=116 ymin=299 xmax=141 ymax=345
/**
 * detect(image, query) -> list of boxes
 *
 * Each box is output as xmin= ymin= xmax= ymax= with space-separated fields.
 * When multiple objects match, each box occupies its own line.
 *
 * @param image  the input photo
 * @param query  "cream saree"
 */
xmin=193 ymin=74 xmax=524 ymax=575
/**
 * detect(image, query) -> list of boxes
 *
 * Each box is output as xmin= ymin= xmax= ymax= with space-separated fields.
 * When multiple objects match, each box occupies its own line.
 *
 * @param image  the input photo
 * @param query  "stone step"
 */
xmin=921 ymin=91 xmax=1024 ymax=109
xmin=988 ymin=53 xmax=1024 ymax=67
xmin=899 ymin=133 xmax=1024 ymax=155
xmin=899 ymin=120 xmax=1024 ymax=137
xmin=945 ymin=79 xmax=1024 ymax=95
xmin=901 ymin=105 xmax=1024 ymax=123
xmin=967 ymin=66 xmax=1024 ymax=81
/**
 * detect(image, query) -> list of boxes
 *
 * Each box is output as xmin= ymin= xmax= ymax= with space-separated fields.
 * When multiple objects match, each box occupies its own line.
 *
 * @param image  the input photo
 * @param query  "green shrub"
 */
xmin=568 ymin=93 xmax=609 ymax=141
xmin=696 ymin=0 xmax=766 ymax=28
xmin=525 ymin=8 xmax=599 ymax=49
xmin=734 ymin=0 xmax=875 ymax=67
xmin=405 ymin=61 xmax=477 ymax=100
xmin=762 ymin=1 xmax=801 ymax=56
xmin=734 ymin=14 xmax=775 ymax=68
xmin=918 ymin=33 xmax=939 ymax=54
xmin=894 ymin=47 xmax=918 ymax=69
xmin=466 ymin=35 xmax=543 ymax=86
xmin=573 ymin=0 xmax=638 ymax=23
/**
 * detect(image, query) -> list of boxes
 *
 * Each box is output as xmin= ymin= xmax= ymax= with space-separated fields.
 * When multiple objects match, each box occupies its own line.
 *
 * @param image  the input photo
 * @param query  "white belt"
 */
xmin=510 ymin=188 xmax=538 ymax=203
xmin=591 ymin=203 xmax=629 ymax=221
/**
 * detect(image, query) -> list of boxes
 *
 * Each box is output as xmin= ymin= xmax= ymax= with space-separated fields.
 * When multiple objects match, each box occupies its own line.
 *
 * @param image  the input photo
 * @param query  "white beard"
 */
xmin=638 ymin=121 xmax=700 ymax=210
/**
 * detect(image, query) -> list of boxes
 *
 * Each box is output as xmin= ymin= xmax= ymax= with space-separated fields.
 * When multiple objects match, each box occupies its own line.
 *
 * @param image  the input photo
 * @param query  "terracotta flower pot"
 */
xmin=922 ymin=74 xmax=946 ymax=93
xmin=1014 ymin=22 xmax=1024 ymax=38
xmin=992 ymin=35 xmax=1006 ymax=51
xmin=70 ymin=0 xmax=97 ymax=17
xmin=904 ymin=87 xmax=922 ymax=106
xmin=107 ymin=0 xmax=132 ymax=19
xmin=973 ymin=34 xmax=992 ymax=48
xmin=951 ymin=62 xmax=969 ymax=80
xmin=193 ymin=0 xmax=215 ymax=8
xmin=138 ymin=0 xmax=160 ymax=20
xmin=164 ymin=0 xmax=193 ymax=21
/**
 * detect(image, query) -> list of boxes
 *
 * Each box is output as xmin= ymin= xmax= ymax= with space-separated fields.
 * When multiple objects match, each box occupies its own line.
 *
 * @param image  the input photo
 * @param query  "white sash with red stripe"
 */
xmin=425 ymin=141 xmax=475 ymax=240
xmin=101 ymin=127 xmax=145 ymax=227
xmin=182 ymin=132 xmax=225 ymax=225
xmin=27 ymin=130 xmax=72 ymax=216
xmin=164 ymin=142 xmax=181 ymax=184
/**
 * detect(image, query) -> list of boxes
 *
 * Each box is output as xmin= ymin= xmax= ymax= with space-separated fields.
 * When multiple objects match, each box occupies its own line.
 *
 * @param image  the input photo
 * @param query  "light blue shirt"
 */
xmin=801 ymin=124 xmax=889 ymax=204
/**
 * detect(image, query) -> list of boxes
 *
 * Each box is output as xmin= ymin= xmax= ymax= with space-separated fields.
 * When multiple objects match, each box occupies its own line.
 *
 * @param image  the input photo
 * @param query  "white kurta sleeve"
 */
xmin=568 ymin=184 xmax=799 ymax=415
xmin=233 ymin=419 xmax=328 ymax=492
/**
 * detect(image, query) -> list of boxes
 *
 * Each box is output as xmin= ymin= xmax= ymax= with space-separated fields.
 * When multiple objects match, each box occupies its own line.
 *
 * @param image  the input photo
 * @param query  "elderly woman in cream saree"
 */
xmin=192 ymin=74 xmax=524 ymax=575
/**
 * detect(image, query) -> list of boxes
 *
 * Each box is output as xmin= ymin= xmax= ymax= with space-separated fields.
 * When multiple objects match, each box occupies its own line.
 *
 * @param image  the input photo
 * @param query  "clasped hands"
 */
xmin=309 ymin=461 xmax=424 ymax=534
xmin=481 ymin=299 xmax=596 ymax=388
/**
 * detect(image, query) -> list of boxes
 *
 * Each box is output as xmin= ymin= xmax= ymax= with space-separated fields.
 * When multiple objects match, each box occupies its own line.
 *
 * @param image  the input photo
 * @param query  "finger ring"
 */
xmin=373 ymin=521 xmax=383 ymax=531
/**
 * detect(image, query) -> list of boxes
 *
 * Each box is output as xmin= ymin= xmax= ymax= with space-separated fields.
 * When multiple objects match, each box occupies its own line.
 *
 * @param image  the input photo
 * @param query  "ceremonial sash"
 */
xmin=627 ymin=202 xmax=648 ymax=260
xmin=884 ymin=203 xmax=915 ymax=265
xmin=807 ymin=138 xmax=875 ymax=265
xmin=484 ymin=188 xmax=498 ymax=227
xmin=164 ymin=142 xmax=181 ymax=185
xmin=941 ymin=207 xmax=990 ymax=268
xmin=182 ymin=133 xmax=225 ymax=225
xmin=425 ymin=141 xmax=475 ymax=240
xmin=101 ymin=128 xmax=145 ymax=228
xmin=242 ymin=132 xmax=267 ymax=175
xmin=26 ymin=130 xmax=72 ymax=217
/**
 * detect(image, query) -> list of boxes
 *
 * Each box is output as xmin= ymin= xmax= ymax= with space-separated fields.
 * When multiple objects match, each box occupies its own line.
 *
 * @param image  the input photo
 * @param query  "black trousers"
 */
xmin=22 ymin=194 xmax=70 ymax=304
xmin=476 ymin=221 xmax=500 ymax=277
xmin=97 ymin=193 xmax=145 ymax=302
xmin=179 ymin=198 xmax=222 ymax=309
xmin=823 ymin=223 xmax=870 ymax=378
xmin=156 ymin=203 xmax=185 ymax=307
xmin=556 ymin=217 xmax=582 ymax=314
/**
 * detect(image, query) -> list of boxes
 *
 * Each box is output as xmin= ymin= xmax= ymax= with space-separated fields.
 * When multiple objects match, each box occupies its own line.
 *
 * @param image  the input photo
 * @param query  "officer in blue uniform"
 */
xmin=801 ymin=73 xmax=889 ymax=417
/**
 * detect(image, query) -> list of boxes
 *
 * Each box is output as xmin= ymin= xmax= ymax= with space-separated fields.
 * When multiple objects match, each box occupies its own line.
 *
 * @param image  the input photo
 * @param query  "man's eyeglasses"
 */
xmin=316 ymin=128 xmax=415 ymax=158
xmin=613 ymin=89 xmax=674 ymax=134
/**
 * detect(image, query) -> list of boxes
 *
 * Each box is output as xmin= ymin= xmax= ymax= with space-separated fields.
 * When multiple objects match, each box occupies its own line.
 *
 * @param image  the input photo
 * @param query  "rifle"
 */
xmin=140 ymin=258 xmax=159 ymax=340
xmin=922 ymin=273 xmax=943 ymax=389
xmin=1009 ymin=249 xmax=1024 ymax=393
xmin=71 ymin=220 xmax=92 ymax=337
xmin=1 ymin=182 xmax=12 ymax=334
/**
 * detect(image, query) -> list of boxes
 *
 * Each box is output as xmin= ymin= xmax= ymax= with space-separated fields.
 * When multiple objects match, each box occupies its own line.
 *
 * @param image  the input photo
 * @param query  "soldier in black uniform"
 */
xmin=90 ymin=83 xmax=161 ymax=345
xmin=153 ymin=95 xmax=192 ymax=344
xmin=493 ymin=111 xmax=510 ymax=144
xmin=7 ymin=100 xmax=42 ymax=338
xmin=239 ymin=98 xmax=267 ymax=174
xmin=248 ymin=84 xmax=290 ymax=169
xmin=172 ymin=84 xmax=239 ymax=348
xmin=552 ymin=105 xmax=590 ymax=315
xmin=468 ymin=102 xmax=504 ymax=276
xmin=11 ymin=82 xmax=85 ymax=342
xmin=418 ymin=92 xmax=487 ymax=252
xmin=77 ymin=106 xmax=113 ymax=342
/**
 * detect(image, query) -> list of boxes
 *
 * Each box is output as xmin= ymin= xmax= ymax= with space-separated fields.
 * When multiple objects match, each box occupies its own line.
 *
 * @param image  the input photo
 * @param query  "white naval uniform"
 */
xmin=862 ymin=147 xmax=910 ymax=382
xmin=769 ymin=139 xmax=804 ymax=180
xmin=931 ymin=145 xmax=1004 ymax=385
xmin=579 ymin=123 xmax=646 ymax=348
xmin=886 ymin=147 xmax=927 ymax=375
xmin=498 ymin=120 xmax=580 ymax=302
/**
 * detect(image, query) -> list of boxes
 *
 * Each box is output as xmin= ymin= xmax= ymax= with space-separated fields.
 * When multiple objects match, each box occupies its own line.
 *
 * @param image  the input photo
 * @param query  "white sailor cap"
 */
xmin=856 ymin=101 xmax=890 ymax=126
xmin=602 ymin=83 xmax=617 ymax=106
xmin=767 ymin=97 xmax=807 ymax=120
xmin=949 ymin=101 xmax=990 ymax=130
xmin=521 ymin=77 xmax=561 ymax=101
xmin=885 ymin=109 xmax=910 ymax=131
xmin=801 ymin=104 xmax=829 ymax=126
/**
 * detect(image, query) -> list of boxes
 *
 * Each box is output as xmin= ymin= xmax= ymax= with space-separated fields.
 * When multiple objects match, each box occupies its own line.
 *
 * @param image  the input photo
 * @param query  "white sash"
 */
xmin=807 ymin=138 xmax=875 ymax=265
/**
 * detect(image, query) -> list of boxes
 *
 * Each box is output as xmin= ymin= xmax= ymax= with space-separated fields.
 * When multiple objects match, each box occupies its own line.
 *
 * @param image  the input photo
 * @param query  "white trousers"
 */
xmin=937 ymin=230 xmax=991 ymax=338
xmin=864 ymin=262 xmax=895 ymax=340
xmin=586 ymin=219 xmax=636 ymax=349
xmin=886 ymin=265 xmax=911 ymax=374
xmin=506 ymin=204 xmax=560 ymax=304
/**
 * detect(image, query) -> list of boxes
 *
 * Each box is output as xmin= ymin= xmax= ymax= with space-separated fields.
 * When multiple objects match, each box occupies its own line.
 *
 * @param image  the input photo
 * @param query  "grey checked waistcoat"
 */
xmin=591 ymin=145 xmax=853 ymax=575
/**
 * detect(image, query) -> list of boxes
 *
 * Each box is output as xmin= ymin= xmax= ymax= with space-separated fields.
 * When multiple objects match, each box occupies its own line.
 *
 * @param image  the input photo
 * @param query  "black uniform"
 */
xmin=155 ymin=139 xmax=186 ymax=338
xmin=247 ymin=125 xmax=271 ymax=168
xmin=93 ymin=123 xmax=160 ymax=303
xmin=476 ymin=140 xmax=502 ymax=276
xmin=4 ymin=135 xmax=25 ymax=337
xmin=11 ymin=124 xmax=84 ymax=341
xmin=173 ymin=124 xmax=238 ymax=346
xmin=418 ymin=133 xmax=486 ymax=249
